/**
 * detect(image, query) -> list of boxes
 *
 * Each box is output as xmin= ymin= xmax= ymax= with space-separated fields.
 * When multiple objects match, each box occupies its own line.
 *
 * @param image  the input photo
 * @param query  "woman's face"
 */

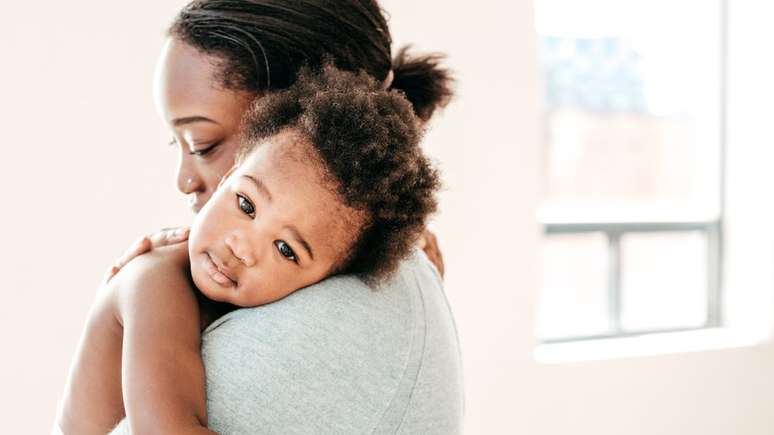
xmin=154 ymin=38 xmax=253 ymax=212
xmin=188 ymin=130 xmax=362 ymax=307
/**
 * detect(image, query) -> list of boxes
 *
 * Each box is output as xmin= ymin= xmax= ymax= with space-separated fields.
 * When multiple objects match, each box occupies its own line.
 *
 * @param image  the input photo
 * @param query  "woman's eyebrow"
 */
xmin=172 ymin=116 xmax=218 ymax=127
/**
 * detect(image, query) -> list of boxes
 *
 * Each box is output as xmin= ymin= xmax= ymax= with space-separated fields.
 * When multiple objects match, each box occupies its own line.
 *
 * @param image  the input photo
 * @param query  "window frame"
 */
xmin=540 ymin=219 xmax=723 ymax=343
xmin=536 ymin=0 xmax=728 ymax=344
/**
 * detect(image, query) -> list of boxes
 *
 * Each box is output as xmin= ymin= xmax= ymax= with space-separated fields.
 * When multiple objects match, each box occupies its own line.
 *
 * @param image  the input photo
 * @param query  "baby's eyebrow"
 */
xmin=288 ymin=226 xmax=314 ymax=261
xmin=242 ymin=175 xmax=273 ymax=202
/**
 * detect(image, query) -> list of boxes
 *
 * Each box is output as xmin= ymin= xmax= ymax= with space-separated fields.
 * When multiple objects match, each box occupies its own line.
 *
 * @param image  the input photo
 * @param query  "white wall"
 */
xmin=384 ymin=1 xmax=774 ymax=434
xmin=0 ymin=1 xmax=190 ymax=432
xmin=3 ymin=0 xmax=773 ymax=434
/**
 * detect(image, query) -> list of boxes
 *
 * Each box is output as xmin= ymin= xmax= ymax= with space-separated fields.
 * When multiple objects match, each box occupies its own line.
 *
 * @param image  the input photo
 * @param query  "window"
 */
xmin=534 ymin=0 xmax=725 ymax=342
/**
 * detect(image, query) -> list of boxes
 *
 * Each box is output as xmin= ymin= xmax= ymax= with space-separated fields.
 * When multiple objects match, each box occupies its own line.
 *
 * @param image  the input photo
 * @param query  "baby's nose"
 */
xmin=225 ymin=233 xmax=257 ymax=267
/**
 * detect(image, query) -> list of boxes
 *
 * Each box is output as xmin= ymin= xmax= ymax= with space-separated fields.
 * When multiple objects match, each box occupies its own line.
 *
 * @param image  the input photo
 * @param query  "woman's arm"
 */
xmin=114 ymin=242 xmax=217 ymax=434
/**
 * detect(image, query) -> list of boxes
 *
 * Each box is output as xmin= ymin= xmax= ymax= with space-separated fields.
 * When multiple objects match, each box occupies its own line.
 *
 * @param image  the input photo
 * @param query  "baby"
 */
xmin=58 ymin=65 xmax=440 ymax=434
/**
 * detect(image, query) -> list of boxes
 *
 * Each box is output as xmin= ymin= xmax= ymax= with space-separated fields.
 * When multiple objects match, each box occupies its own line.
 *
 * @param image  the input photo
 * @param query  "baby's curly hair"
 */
xmin=237 ymin=65 xmax=440 ymax=283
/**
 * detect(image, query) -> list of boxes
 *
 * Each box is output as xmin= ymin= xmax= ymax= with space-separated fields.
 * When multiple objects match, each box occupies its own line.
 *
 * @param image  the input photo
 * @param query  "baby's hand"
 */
xmin=102 ymin=227 xmax=190 ymax=284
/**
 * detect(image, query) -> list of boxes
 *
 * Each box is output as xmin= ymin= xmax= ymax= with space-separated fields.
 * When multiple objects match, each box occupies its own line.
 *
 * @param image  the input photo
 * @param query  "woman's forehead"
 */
xmin=154 ymin=38 xmax=250 ymax=124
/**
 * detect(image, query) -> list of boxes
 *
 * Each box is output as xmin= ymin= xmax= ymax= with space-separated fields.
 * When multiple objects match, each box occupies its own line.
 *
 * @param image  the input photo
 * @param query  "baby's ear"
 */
xmin=218 ymin=164 xmax=239 ymax=189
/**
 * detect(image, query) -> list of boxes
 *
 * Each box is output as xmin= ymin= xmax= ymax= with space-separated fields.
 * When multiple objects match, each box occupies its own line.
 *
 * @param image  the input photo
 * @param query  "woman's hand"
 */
xmin=102 ymin=227 xmax=190 ymax=284
xmin=418 ymin=230 xmax=444 ymax=278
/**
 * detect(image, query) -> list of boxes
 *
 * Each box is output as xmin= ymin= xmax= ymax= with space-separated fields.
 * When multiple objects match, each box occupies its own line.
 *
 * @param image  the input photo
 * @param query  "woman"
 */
xmin=58 ymin=1 xmax=463 ymax=433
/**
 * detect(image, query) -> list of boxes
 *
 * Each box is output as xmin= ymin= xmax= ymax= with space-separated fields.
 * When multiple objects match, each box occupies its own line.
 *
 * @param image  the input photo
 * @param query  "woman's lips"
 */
xmin=204 ymin=251 xmax=237 ymax=288
xmin=188 ymin=192 xmax=211 ymax=213
xmin=188 ymin=195 xmax=203 ymax=213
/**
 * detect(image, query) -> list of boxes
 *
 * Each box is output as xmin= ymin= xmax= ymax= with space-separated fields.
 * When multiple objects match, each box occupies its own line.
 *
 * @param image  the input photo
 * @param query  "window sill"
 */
xmin=534 ymin=327 xmax=770 ymax=364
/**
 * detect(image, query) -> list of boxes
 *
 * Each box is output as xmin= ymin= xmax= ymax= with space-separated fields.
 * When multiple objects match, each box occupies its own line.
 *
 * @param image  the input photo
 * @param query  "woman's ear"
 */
xmin=218 ymin=164 xmax=239 ymax=189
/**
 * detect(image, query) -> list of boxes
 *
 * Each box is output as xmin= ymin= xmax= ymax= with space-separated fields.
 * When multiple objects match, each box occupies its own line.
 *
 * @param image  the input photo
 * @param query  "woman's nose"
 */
xmin=225 ymin=233 xmax=257 ymax=267
xmin=176 ymin=155 xmax=204 ymax=195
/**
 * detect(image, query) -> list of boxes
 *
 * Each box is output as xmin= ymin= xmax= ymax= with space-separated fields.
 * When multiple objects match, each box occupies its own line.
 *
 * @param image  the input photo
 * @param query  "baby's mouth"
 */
xmin=204 ymin=251 xmax=238 ymax=288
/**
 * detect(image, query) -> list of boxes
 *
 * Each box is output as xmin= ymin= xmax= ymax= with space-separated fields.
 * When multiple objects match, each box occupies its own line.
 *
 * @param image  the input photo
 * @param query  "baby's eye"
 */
xmin=236 ymin=194 xmax=255 ymax=216
xmin=274 ymin=240 xmax=298 ymax=263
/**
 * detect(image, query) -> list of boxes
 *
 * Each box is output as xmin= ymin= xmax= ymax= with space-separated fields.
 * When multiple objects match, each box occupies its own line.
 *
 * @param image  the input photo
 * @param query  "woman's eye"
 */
xmin=236 ymin=194 xmax=255 ymax=216
xmin=274 ymin=240 xmax=298 ymax=263
xmin=189 ymin=142 xmax=219 ymax=157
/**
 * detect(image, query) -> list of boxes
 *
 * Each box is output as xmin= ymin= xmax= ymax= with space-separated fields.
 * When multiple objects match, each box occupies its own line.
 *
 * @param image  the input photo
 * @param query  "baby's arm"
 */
xmin=59 ymin=242 xmax=216 ymax=434
xmin=114 ymin=243 xmax=217 ymax=434
xmin=58 ymin=279 xmax=126 ymax=434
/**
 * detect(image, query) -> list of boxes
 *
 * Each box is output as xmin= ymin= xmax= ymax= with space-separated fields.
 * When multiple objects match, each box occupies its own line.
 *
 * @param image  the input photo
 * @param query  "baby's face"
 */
xmin=188 ymin=130 xmax=361 ymax=306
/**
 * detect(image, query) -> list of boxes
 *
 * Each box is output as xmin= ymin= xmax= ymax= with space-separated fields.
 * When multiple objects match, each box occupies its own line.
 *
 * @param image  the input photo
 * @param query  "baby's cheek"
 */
xmin=193 ymin=211 xmax=226 ymax=246
xmin=243 ymin=273 xmax=277 ymax=306
xmin=189 ymin=209 xmax=215 ymax=248
xmin=190 ymin=263 xmax=215 ymax=299
xmin=283 ymin=271 xmax=323 ymax=298
xmin=241 ymin=271 xmax=297 ymax=307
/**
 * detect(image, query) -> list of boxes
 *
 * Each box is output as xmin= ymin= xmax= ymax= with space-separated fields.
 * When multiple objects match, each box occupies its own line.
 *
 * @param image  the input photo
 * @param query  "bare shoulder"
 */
xmin=117 ymin=242 xmax=190 ymax=283
xmin=108 ymin=242 xmax=194 ymax=316
xmin=131 ymin=241 xmax=189 ymax=268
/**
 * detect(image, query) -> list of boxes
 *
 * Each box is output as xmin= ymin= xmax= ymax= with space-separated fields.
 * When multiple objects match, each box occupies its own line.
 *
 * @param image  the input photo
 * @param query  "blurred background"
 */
xmin=2 ymin=0 xmax=774 ymax=433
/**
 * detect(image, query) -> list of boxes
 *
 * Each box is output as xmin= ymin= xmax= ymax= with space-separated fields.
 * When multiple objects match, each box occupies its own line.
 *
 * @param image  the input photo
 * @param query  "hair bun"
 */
xmin=390 ymin=45 xmax=454 ymax=122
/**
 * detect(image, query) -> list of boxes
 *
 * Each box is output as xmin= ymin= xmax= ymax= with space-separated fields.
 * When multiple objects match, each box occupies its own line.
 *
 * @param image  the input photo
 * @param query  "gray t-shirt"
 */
xmin=109 ymin=250 xmax=464 ymax=434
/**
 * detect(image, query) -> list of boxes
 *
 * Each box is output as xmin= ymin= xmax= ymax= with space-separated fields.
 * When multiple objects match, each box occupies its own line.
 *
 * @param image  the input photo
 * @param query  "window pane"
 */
xmin=537 ymin=233 xmax=609 ymax=339
xmin=620 ymin=232 xmax=708 ymax=331
xmin=535 ymin=0 xmax=722 ymax=221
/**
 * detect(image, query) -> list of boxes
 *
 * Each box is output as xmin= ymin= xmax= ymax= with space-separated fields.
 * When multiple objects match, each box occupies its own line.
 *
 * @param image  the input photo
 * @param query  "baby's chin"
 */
xmin=190 ymin=266 xmax=230 ymax=303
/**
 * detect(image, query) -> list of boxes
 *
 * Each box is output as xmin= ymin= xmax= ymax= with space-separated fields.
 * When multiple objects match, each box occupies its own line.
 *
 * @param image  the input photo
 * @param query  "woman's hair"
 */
xmin=169 ymin=0 xmax=453 ymax=121
xmin=238 ymin=65 xmax=440 ymax=283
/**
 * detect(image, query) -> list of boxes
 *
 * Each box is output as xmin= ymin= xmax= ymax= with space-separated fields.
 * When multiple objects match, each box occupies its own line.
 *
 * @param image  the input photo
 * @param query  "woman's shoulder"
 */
xmin=199 ymin=249 xmax=463 ymax=434
xmin=203 ymin=248 xmax=441 ymax=338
